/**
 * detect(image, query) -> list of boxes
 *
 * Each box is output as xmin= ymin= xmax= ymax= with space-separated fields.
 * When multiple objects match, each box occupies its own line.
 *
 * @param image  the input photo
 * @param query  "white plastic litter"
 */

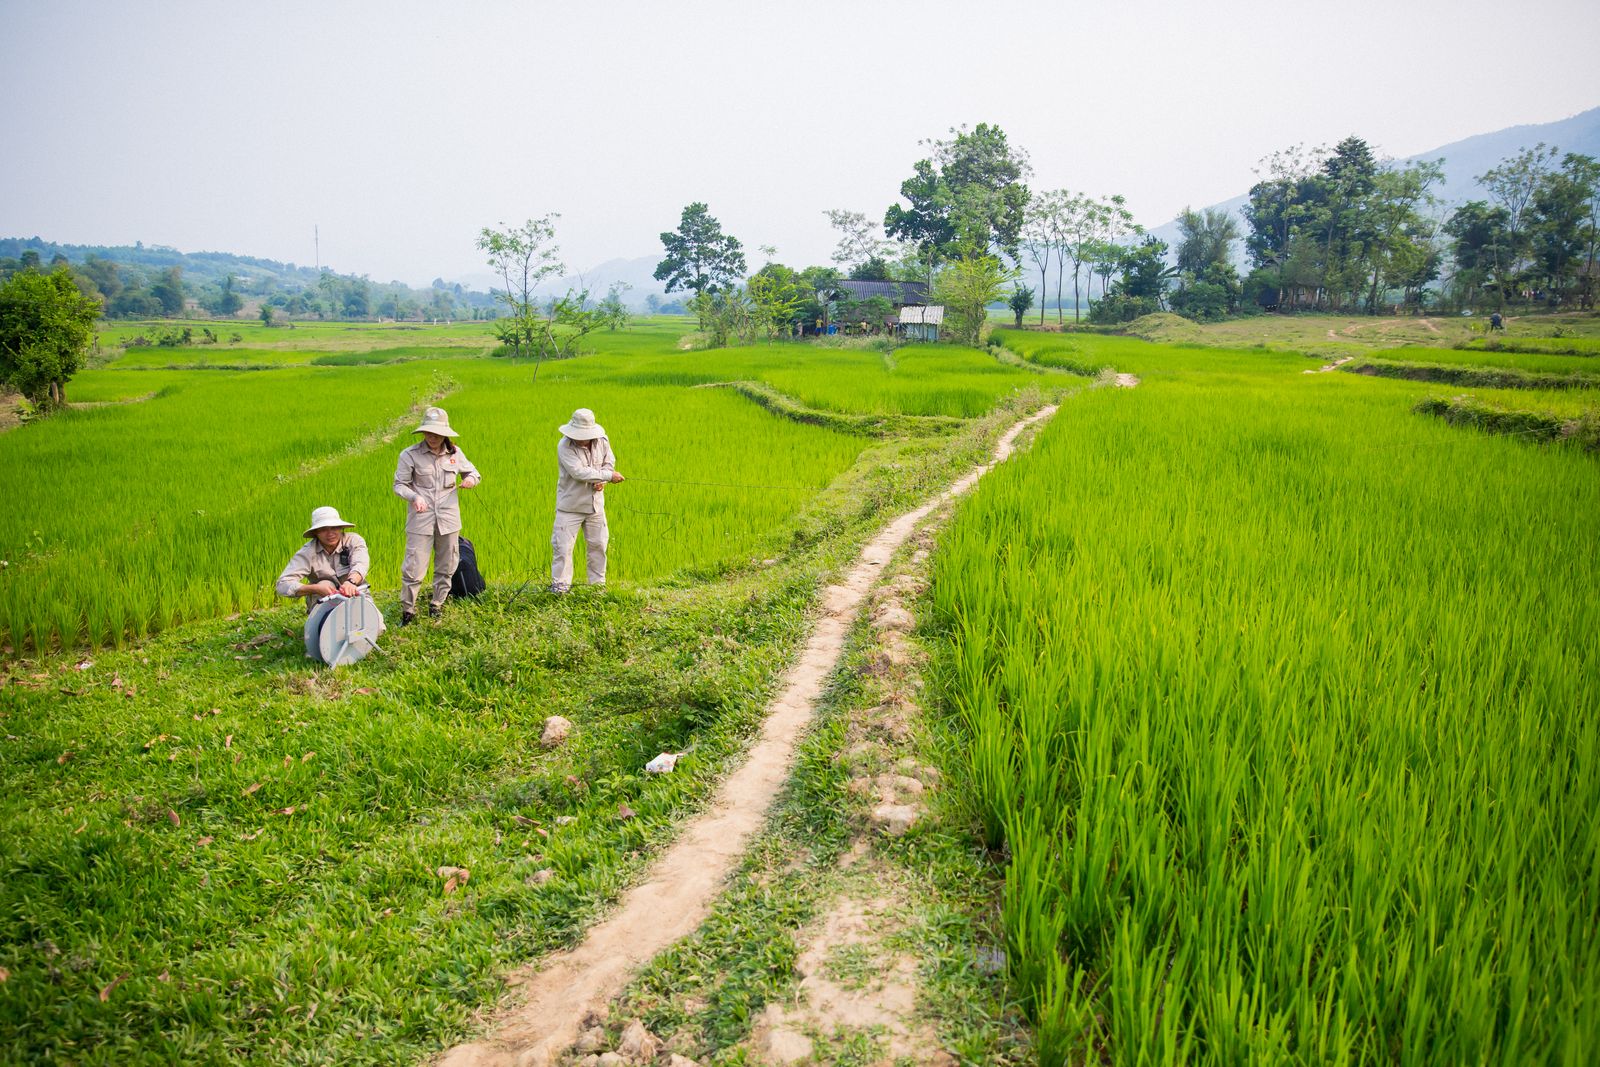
xmin=645 ymin=752 xmax=684 ymax=774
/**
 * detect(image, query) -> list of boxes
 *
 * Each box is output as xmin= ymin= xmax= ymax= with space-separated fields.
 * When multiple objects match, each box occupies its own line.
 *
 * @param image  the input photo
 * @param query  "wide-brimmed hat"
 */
xmin=414 ymin=406 xmax=458 ymax=437
xmin=559 ymin=408 xmax=605 ymax=441
xmin=303 ymin=506 xmax=356 ymax=539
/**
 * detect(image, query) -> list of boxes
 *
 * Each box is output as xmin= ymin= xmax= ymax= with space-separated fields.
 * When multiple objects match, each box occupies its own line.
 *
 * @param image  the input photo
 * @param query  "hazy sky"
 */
xmin=3 ymin=0 xmax=1597 ymax=287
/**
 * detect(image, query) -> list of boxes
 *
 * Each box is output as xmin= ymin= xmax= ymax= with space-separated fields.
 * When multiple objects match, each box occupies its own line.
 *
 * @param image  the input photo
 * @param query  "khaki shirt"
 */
xmin=393 ymin=441 xmax=480 ymax=535
xmin=556 ymin=436 xmax=616 ymax=515
xmin=275 ymin=532 xmax=370 ymax=610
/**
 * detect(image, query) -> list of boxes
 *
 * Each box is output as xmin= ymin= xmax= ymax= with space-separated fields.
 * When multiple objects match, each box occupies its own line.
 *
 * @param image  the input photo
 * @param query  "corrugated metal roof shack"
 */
xmin=897 ymin=304 xmax=944 ymax=342
xmin=813 ymin=280 xmax=931 ymax=335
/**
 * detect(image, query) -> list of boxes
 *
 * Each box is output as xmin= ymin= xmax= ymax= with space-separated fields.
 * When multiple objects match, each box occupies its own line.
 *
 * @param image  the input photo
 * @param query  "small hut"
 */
xmin=897 ymin=304 xmax=944 ymax=342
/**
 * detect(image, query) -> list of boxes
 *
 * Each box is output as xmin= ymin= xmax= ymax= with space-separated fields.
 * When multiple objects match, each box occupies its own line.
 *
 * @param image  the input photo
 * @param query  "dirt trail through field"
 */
xmin=435 ymin=403 xmax=1059 ymax=1067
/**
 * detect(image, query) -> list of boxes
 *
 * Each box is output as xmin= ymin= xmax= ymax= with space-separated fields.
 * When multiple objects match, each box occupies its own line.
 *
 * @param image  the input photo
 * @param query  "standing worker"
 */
xmin=276 ymin=506 xmax=370 ymax=609
xmin=393 ymin=406 xmax=480 ymax=625
xmin=552 ymin=407 xmax=623 ymax=593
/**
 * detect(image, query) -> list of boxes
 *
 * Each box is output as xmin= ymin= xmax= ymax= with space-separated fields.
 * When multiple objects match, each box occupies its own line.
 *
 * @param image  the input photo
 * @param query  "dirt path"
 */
xmin=1306 ymin=355 xmax=1356 ymax=374
xmin=436 ymin=404 xmax=1058 ymax=1067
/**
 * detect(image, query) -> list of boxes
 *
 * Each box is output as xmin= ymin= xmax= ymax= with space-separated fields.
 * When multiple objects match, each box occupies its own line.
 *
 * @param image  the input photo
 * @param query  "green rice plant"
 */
xmin=3 ymin=327 xmax=1042 ymax=650
xmin=928 ymin=329 xmax=1600 ymax=1063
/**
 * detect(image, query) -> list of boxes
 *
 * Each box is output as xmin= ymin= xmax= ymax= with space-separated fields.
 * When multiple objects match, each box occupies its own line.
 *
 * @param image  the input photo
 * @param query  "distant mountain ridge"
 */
xmin=1146 ymin=105 xmax=1600 ymax=257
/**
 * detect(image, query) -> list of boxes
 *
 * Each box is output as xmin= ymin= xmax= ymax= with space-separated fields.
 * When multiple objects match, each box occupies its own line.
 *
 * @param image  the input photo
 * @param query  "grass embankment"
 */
xmin=927 ymin=330 xmax=1600 ymax=1063
xmin=1343 ymin=357 xmax=1600 ymax=390
xmin=0 ymin=369 xmax=1037 ymax=1063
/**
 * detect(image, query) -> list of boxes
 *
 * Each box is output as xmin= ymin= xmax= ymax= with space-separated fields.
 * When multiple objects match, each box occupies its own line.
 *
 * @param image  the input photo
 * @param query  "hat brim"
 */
xmin=560 ymin=424 xmax=605 ymax=440
xmin=303 ymin=521 xmax=356 ymax=539
xmin=414 ymin=423 xmax=459 ymax=437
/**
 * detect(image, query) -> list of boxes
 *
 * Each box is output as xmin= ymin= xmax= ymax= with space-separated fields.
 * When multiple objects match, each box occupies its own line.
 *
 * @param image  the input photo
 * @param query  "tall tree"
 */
xmin=823 ymin=210 xmax=889 ymax=275
xmin=654 ymin=202 xmax=747 ymax=295
xmin=1175 ymin=207 xmax=1241 ymax=275
xmin=1478 ymin=144 xmax=1560 ymax=304
xmin=885 ymin=123 xmax=1032 ymax=274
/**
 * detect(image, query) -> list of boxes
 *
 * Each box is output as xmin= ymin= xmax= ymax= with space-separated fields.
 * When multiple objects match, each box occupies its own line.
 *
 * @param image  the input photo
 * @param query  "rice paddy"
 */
xmin=931 ymin=328 xmax=1600 ymax=1064
xmin=3 ymin=313 xmax=1595 ymax=1064
xmin=0 ymin=324 xmax=1039 ymax=651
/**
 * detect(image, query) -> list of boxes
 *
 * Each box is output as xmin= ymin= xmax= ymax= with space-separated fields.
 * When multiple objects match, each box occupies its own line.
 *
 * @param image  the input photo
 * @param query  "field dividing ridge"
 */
xmin=436 ymin=403 xmax=1058 ymax=1067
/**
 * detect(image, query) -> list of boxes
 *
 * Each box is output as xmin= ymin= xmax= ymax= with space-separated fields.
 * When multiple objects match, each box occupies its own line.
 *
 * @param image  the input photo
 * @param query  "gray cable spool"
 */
xmin=302 ymin=594 xmax=386 ymax=667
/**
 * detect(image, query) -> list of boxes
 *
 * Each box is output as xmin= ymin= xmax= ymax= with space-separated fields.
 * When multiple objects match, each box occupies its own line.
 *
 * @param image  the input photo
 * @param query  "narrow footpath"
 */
xmin=437 ymin=404 xmax=1060 ymax=1067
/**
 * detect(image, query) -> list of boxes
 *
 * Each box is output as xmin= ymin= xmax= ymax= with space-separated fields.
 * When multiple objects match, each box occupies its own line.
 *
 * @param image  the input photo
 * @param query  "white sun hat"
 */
xmin=559 ymin=408 xmax=606 ymax=441
xmin=414 ymin=406 xmax=459 ymax=437
xmin=303 ymin=506 xmax=356 ymax=539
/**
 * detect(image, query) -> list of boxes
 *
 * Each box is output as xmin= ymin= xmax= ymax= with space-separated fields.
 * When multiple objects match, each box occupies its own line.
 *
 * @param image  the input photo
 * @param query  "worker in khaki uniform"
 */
xmin=393 ymin=406 xmax=480 ymax=624
xmin=552 ymin=408 xmax=623 ymax=593
xmin=276 ymin=506 xmax=370 ymax=610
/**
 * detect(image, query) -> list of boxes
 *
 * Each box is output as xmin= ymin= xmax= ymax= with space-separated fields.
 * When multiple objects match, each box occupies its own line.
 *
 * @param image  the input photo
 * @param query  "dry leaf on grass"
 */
xmin=240 ymin=830 xmax=262 ymax=841
xmin=436 ymin=866 xmax=471 ymax=894
xmin=617 ymin=803 xmax=636 ymax=820
xmin=57 ymin=751 xmax=74 ymax=765
xmin=99 ymin=972 xmax=130 ymax=1001
xmin=511 ymin=814 xmax=536 ymax=827
xmin=0 ymin=966 xmax=8 ymax=981
xmin=73 ymin=821 xmax=86 ymax=834
xmin=300 ymin=751 xmax=315 ymax=762
xmin=167 ymin=809 xmax=180 ymax=827
xmin=75 ymin=659 xmax=94 ymax=671
xmin=242 ymin=782 xmax=262 ymax=796
xmin=196 ymin=836 xmax=214 ymax=846
xmin=224 ymin=735 xmax=233 ymax=749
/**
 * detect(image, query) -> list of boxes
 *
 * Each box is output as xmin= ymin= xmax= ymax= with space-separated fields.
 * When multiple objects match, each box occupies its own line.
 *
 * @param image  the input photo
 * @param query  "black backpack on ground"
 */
xmin=451 ymin=536 xmax=487 ymax=599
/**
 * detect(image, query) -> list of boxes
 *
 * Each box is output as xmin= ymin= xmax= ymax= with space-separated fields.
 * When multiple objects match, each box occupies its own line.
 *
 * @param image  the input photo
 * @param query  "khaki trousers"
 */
xmin=401 ymin=529 xmax=459 ymax=612
xmin=551 ymin=509 xmax=608 ymax=591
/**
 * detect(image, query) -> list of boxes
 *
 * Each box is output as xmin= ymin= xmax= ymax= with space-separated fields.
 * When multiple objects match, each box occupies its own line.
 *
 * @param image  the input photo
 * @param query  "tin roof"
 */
xmin=898 ymin=305 xmax=945 ymax=325
xmin=831 ymin=279 xmax=929 ymax=304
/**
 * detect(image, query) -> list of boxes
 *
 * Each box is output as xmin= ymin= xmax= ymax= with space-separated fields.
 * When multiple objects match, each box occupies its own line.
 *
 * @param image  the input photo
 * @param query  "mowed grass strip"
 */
xmin=930 ymin=332 xmax=1600 ymax=1063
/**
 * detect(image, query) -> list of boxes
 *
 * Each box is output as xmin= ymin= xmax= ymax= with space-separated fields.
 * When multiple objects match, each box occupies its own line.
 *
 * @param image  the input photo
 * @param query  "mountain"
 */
xmin=1146 ymin=105 xmax=1600 ymax=258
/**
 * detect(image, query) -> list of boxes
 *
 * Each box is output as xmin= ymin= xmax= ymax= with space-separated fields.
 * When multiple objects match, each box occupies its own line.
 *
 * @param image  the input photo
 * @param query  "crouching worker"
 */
xmin=552 ymin=407 xmax=623 ymax=593
xmin=276 ymin=506 xmax=370 ymax=609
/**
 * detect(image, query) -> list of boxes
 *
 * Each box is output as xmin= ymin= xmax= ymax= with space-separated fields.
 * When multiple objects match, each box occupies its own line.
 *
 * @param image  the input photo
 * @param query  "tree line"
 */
xmin=0 ymin=247 xmax=499 ymax=324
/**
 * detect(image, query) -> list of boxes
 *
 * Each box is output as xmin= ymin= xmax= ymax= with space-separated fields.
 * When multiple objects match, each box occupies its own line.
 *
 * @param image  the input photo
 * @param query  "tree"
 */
xmin=598 ymin=282 xmax=632 ymax=331
xmin=150 ymin=266 xmax=185 ymax=317
xmin=0 ymin=266 xmax=101 ymax=410
xmin=1478 ymin=144 xmax=1560 ymax=305
xmin=885 ymin=123 xmax=1032 ymax=274
xmin=654 ymin=202 xmax=747 ymax=295
xmin=748 ymin=263 xmax=806 ymax=339
xmin=1008 ymin=286 xmax=1035 ymax=327
xmin=934 ymin=254 xmax=1015 ymax=346
xmin=203 ymin=273 xmax=243 ymax=316
xmin=259 ymin=303 xmax=275 ymax=327
xmin=824 ymin=210 xmax=891 ymax=274
xmin=1175 ymin=207 xmax=1241 ymax=275
xmin=477 ymin=215 xmax=566 ymax=359
xmin=1020 ymin=191 xmax=1062 ymax=324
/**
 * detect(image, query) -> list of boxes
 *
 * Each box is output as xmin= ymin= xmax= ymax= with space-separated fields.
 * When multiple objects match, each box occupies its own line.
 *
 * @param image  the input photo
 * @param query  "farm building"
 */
xmin=829 ymin=279 xmax=929 ymax=307
xmin=897 ymin=304 xmax=944 ymax=341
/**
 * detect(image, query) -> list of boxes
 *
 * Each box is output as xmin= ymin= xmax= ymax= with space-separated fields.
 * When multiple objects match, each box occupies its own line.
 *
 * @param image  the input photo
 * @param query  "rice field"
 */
xmin=1 ymin=324 xmax=1042 ymax=651
xmin=934 ymin=329 xmax=1600 ymax=1063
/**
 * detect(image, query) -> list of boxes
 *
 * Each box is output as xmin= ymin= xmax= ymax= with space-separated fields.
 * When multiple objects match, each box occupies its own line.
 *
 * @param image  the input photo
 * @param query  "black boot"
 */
xmin=401 ymin=611 xmax=416 ymax=627
xmin=428 ymin=603 xmax=442 ymax=619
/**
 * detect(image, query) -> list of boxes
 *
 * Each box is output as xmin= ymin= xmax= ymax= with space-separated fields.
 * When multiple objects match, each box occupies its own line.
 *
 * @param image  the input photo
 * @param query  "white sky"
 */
xmin=2 ymin=0 xmax=1597 ymax=287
